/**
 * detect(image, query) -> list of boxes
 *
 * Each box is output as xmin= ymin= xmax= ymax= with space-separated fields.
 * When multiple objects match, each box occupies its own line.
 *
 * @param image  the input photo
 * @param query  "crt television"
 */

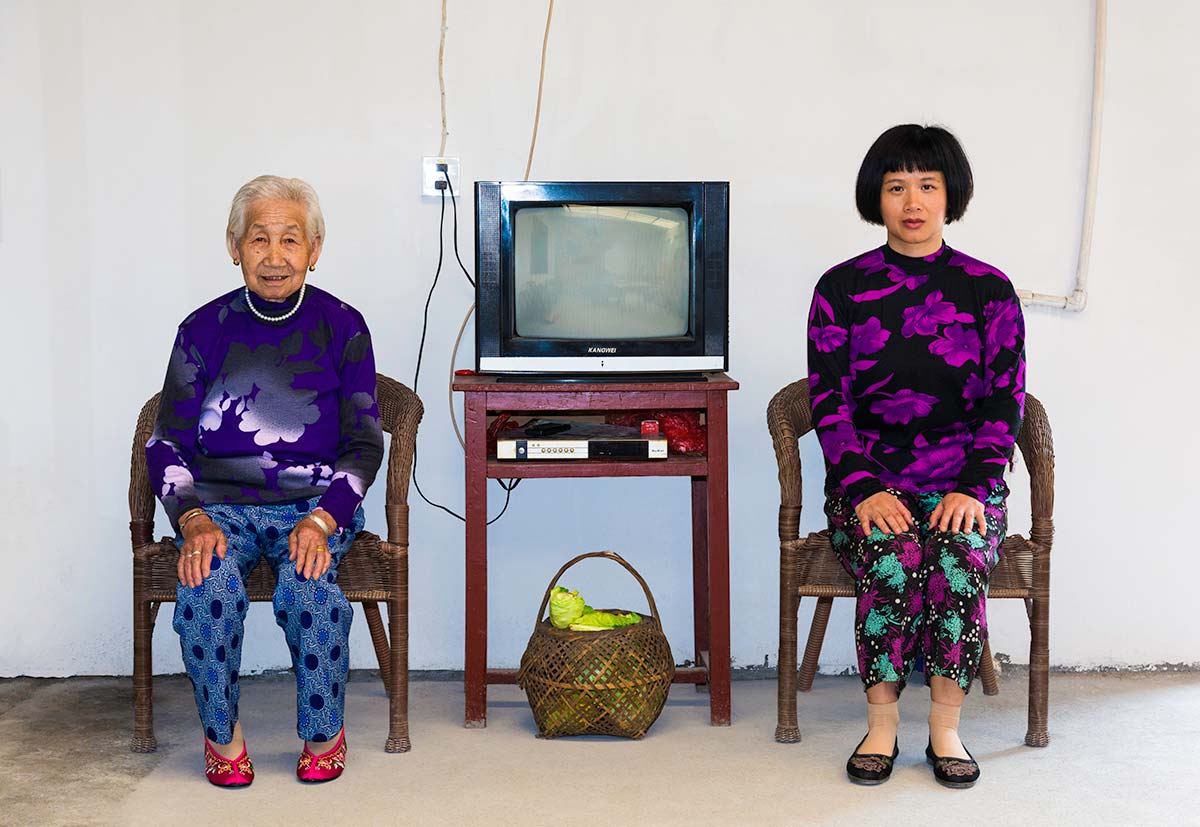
xmin=474 ymin=181 xmax=729 ymax=378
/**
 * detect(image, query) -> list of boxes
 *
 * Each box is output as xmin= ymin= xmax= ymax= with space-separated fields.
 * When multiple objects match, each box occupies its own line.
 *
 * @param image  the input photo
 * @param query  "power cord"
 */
xmin=411 ymin=169 xmax=521 ymax=525
xmin=444 ymin=174 xmax=474 ymax=288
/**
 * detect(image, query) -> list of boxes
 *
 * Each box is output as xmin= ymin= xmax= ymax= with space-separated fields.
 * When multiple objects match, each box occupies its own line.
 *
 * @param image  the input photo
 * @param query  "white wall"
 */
xmin=2 ymin=0 xmax=1196 ymax=677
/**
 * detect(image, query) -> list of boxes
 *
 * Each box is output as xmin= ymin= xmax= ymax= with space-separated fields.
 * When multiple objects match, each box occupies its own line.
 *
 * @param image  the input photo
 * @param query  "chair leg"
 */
xmin=798 ymin=596 xmax=832 ymax=693
xmin=776 ymin=545 xmax=801 ymax=743
xmin=1026 ymin=596 xmax=1050 ymax=747
xmin=979 ymin=639 xmax=1000 ymax=696
xmin=385 ymin=547 xmax=411 ymax=753
xmin=131 ymin=597 xmax=158 ymax=753
xmin=361 ymin=602 xmax=393 ymax=693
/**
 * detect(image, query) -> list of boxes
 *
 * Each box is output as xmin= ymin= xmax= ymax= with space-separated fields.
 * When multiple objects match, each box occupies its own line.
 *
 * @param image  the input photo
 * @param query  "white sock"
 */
xmin=860 ymin=700 xmax=899 ymax=754
xmin=929 ymin=700 xmax=970 ymax=759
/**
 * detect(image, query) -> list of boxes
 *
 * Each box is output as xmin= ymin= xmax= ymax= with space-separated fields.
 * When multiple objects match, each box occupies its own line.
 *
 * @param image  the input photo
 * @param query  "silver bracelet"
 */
xmin=306 ymin=511 xmax=334 ymax=537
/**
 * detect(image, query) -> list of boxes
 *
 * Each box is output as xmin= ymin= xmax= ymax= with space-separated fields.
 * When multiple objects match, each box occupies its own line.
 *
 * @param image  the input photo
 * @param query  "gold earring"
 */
xmin=233 ymin=259 xmax=240 ymax=266
xmin=309 ymin=264 xmax=316 ymax=272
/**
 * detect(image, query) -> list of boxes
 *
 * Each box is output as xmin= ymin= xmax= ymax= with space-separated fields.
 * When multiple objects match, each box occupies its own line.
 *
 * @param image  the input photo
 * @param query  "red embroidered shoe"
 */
xmin=296 ymin=730 xmax=347 ymax=783
xmin=204 ymin=739 xmax=254 ymax=787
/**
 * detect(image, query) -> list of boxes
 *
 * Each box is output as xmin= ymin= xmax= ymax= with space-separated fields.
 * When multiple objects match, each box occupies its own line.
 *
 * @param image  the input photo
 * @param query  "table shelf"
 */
xmin=486 ymin=454 xmax=708 ymax=479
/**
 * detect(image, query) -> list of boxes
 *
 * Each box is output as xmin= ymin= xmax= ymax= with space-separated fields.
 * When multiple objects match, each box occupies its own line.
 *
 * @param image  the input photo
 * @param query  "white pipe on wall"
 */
xmin=1017 ymin=0 xmax=1105 ymax=312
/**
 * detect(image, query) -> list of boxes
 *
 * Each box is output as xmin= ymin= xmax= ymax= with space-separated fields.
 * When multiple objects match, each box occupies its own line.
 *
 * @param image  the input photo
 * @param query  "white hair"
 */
xmin=226 ymin=175 xmax=325 ymax=242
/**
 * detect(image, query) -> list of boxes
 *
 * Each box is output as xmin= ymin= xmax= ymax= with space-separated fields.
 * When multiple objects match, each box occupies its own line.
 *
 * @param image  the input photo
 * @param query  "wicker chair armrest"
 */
xmin=1015 ymin=393 xmax=1055 ymax=550
xmin=377 ymin=539 xmax=409 ymax=557
xmin=130 ymin=519 xmax=155 ymax=552
xmin=373 ymin=373 xmax=423 ymax=545
xmin=129 ymin=393 xmax=162 ymax=529
xmin=132 ymin=537 xmax=177 ymax=562
xmin=767 ymin=379 xmax=813 ymax=510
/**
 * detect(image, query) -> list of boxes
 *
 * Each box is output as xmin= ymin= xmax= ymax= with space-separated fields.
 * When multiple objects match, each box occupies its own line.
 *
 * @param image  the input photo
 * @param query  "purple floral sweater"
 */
xmin=146 ymin=285 xmax=385 ymax=532
xmin=807 ymin=243 xmax=1026 ymax=507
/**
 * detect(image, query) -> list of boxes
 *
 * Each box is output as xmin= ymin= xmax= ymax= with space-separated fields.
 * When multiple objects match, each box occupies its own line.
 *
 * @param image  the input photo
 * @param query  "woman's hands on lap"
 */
xmin=178 ymin=515 xmax=228 ymax=588
xmin=855 ymin=491 xmax=987 ymax=537
xmin=854 ymin=492 xmax=914 ymax=536
xmin=929 ymin=492 xmax=986 ymax=535
xmin=175 ymin=507 xmax=342 ymax=585
xmin=289 ymin=509 xmax=338 ymax=581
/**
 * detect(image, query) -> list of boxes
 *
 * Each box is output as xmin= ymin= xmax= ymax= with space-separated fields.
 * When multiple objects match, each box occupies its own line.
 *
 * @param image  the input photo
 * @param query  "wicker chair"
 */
xmin=770 ymin=379 xmax=1054 ymax=747
xmin=129 ymin=373 xmax=422 ymax=754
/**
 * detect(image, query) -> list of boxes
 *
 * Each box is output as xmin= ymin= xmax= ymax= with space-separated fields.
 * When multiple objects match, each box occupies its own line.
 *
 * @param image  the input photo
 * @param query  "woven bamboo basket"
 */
xmin=517 ymin=551 xmax=675 ymax=739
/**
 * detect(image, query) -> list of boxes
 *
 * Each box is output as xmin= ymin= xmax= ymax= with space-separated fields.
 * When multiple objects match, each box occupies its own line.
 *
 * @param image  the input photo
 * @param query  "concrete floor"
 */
xmin=1 ymin=671 xmax=1197 ymax=826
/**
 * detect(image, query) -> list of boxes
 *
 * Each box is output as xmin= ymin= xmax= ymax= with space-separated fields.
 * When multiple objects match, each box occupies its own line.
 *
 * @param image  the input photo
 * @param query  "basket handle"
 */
xmin=533 ymin=550 xmax=662 ymax=633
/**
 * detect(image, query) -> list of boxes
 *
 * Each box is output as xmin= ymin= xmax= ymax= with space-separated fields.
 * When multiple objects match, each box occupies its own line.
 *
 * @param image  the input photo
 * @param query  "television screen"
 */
xmin=513 ymin=204 xmax=691 ymax=340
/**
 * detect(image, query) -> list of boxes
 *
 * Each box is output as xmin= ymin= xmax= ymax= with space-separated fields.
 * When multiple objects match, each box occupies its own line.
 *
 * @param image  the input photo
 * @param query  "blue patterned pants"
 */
xmin=172 ymin=497 xmax=364 ymax=744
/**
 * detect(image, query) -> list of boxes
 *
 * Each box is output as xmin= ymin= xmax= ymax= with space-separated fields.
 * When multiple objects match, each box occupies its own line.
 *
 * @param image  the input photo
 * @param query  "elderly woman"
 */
xmin=807 ymin=125 xmax=1025 ymax=788
xmin=146 ymin=175 xmax=384 ymax=786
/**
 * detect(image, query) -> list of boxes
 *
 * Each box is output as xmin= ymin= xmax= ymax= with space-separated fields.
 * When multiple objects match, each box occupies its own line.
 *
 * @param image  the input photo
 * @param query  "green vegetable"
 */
xmin=548 ymin=586 xmax=588 ymax=629
xmin=568 ymin=610 xmax=642 ymax=632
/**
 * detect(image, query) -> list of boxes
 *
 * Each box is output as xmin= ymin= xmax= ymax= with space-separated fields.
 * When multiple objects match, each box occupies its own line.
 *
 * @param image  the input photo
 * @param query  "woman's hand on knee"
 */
xmin=854 ymin=492 xmax=913 ymax=536
xmin=177 ymin=515 xmax=228 ymax=588
xmin=930 ymin=492 xmax=986 ymax=535
xmin=289 ymin=510 xmax=336 ymax=582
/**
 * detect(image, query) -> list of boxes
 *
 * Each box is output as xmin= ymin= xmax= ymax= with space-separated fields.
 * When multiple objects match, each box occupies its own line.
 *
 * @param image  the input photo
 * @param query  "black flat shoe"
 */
xmin=925 ymin=739 xmax=980 ymax=788
xmin=846 ymin=734 xmax=899 ymax=785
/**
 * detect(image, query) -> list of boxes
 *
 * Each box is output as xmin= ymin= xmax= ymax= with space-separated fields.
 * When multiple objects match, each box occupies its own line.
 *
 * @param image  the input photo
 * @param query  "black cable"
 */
xmin=413 ymin=445 xmax=521 ymax=526
xmin=411 ymin=184 xmax=446 ymax=399
xmin=443 ymin=172 xmax=476 ymax=288
xmin=410 ymin=173 xmax=520 ymax=525
xmin=487 ymin=477 xmax=522 ymax=526
xmin=409 ymin=187 xmax=453 ymax=518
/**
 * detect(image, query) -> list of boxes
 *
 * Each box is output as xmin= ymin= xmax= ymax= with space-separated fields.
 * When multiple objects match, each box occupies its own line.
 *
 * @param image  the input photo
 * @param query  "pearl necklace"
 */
xmin=244 ymin=283 xmax=306 ymax=323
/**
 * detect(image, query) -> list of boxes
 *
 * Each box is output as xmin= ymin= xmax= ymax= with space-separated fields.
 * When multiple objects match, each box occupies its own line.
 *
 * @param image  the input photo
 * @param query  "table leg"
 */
xmin=691 ymin=477 xmax=709 ymax=689
xmin=464 ymin=391 xmax=488 ymax=728
xmin=706 ymin=392 xmax=732 ymax=725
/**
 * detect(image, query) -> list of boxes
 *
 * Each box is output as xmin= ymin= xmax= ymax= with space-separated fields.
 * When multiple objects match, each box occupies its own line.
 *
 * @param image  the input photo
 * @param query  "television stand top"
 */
xmin=495 ymin=372 xmax=709 ymax=384
xmin=452 ymin=372 xmax=738 ymax=394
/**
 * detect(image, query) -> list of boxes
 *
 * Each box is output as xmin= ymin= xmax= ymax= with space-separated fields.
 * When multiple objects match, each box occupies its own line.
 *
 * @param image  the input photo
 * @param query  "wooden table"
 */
xmin=452 ymin=373 xmax=739 ymax=728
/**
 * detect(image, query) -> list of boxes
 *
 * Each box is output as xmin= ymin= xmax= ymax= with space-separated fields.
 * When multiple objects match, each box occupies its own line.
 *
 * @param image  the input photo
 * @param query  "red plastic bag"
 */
xmin=605 ymin=410 xmax=706 ymax=455
xmin=486 ymin=414 xmax=525 ymax=454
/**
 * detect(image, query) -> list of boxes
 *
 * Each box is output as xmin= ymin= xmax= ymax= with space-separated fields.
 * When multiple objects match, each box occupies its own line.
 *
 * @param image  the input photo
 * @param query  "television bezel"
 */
xmin=474 ymin=181 xmax=729 ymax=375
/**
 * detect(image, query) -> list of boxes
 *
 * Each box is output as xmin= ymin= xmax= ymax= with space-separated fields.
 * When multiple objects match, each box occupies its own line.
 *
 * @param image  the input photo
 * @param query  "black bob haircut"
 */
xmin=855 ymin=124 xmax=974 ymax=225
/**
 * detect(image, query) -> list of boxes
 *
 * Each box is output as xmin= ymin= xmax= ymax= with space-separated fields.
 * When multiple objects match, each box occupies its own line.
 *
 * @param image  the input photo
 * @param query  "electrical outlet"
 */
xmin=422 ymin=156 xmax=461 ymax=198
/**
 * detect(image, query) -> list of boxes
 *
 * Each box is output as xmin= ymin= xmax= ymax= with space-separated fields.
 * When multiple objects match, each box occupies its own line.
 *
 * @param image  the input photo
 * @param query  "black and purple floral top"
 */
xmin=806 ymin=243 xmax=1026 ymax=507
xmin=146 ymin=285 xmax=385 ymax=532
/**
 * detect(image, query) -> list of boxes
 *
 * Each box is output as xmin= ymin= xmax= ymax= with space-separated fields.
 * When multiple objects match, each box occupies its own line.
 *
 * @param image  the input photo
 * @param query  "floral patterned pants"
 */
xmin=172 ymin=497 xmax=364 ymax=744
xmin=825 ymin=486 xmax=1007 ymax=695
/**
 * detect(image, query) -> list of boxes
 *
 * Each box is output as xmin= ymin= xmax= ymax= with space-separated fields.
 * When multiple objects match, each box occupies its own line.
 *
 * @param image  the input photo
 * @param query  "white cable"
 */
xmin=1016 ymin=0 xmax=1104 ymax=312
xmin=437 ymin=0 xmax=449 ymax=157
xmin=448 ymin=301 xmax=474 ymax=450
xmin=524 ymin=0 xmax=555 ymax=180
